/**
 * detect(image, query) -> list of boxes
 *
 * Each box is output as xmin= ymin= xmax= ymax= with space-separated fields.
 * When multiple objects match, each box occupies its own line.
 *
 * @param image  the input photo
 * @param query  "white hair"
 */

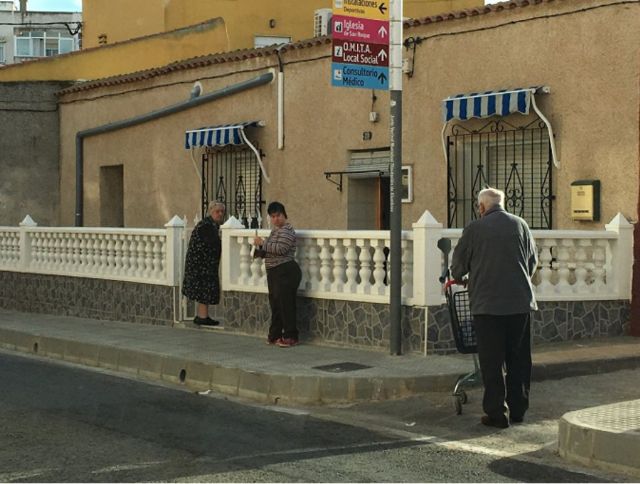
xmin=208 ymin=201 xmax=226 ymax=212
xmin=478 ymin=187 xmax=505 ymax=209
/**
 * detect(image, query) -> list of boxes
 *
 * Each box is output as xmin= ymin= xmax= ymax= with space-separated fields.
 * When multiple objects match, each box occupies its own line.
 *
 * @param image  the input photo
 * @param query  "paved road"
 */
xmin=0 ymin=350 xmax=634 ymax=482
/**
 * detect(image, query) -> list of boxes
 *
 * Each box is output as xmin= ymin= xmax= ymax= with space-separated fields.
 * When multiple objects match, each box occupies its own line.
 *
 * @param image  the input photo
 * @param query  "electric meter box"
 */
xmin=570 ymin=180 xmax=600 ymax=221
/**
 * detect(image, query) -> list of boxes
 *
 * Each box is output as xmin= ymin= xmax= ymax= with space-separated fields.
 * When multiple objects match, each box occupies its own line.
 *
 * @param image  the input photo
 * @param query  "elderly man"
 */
xmin=182 ymin=201 xmax=226 ymax=327
xmin=451 ymin=188 xmax=538 ymax=429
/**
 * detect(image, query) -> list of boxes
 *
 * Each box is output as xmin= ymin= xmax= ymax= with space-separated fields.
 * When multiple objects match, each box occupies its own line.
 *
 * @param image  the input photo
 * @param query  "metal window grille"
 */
xmin=447 ymin=118 xmax=554 ymax=229
xmin=202 ymin=145 xmax=264 ymax=228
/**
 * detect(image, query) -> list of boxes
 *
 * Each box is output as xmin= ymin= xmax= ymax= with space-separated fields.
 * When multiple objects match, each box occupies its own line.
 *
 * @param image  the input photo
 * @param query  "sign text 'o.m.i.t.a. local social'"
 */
xmin=331 ymin=0 xmax=389 ymax=90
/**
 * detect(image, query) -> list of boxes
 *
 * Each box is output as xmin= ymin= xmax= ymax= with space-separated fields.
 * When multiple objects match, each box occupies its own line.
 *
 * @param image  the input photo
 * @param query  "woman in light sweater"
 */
xmin=253 ymin=201 xmax=302 ymax=347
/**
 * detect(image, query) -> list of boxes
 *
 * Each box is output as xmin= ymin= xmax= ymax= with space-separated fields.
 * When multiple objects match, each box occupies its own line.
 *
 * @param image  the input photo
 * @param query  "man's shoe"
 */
xmin=193 ymin=316 xmax=207 ymax=325
xmin=276 ymin=338 xmax=299 ymax=348
xmin=199 ymin=317 xmax=220 ymax=327
xmin=509 ymin=415 xmax=524 ymax=424
xmin=266 ymin=337 xmax=282 ymax=345
xmin=481 ymin=415 xmax=509 ymax=429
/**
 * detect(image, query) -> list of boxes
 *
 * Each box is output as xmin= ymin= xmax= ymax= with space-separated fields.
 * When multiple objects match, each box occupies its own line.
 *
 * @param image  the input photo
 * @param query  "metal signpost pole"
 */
xmin=389 ymin=0 xmax=403 ymax=355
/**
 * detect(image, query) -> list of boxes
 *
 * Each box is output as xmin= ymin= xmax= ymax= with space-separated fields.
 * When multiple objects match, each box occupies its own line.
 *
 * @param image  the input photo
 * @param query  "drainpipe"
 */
xmin=74 ymin=72 xmax=274 ymax=226
xmin=275 ymin=45 xmax=285 ymax=150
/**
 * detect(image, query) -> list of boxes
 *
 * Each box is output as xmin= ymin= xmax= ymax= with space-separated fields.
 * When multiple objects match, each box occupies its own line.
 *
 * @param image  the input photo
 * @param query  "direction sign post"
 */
xmin=332 ymin=0 xmax=403 ymax=355
xmin=388 ymin=0 xmax=403 ymax=356
xmin=331 ymin=0 xmax=390 ymax=91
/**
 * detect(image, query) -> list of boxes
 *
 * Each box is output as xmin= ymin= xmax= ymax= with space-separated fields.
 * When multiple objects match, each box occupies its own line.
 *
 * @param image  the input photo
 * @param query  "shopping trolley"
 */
xmin=437 ymin=238 xmax=481 ymax=415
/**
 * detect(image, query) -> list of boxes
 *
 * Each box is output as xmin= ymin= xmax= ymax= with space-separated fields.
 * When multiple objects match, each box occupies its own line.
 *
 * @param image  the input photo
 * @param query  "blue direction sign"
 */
xmin=331 ymin=63 xmax=389 ymax=90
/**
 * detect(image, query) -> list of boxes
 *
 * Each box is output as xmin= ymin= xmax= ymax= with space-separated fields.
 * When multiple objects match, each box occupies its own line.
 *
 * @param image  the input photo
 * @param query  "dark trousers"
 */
xmin=266 ymin=261 xmax=302 ymax=340
xmin=473 ymin=313 xmax=532 ymax=422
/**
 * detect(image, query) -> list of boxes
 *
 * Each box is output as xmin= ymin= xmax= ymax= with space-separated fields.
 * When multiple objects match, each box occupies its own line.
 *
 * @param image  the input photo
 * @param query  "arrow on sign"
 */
xmin=378 ymin=72 xmax=387 ymax=84
xmin=378 ymin=2 xmax=387 ymax=15
xmin=377 ymin=49 xmax=388 ymax=62
xmin=378 ymin=25 xmax=387 ymax=38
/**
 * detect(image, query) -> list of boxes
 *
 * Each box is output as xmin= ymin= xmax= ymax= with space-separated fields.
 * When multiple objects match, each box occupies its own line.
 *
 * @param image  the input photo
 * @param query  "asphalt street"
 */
xmin=0 ymin=349 xmax=635 ymax=482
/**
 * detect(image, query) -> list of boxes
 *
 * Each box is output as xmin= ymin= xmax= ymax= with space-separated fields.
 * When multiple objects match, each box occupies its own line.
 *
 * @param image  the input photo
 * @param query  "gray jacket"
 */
xmin=451 ymin=206 xmax=538 ymax=315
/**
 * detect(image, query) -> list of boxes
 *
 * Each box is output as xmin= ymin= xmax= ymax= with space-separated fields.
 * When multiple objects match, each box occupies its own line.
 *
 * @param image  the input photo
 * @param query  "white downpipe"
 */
xmin=189 ymin=148 xmax=203 ymax=183
xmin=240 ymin=128 xmax=271 ymax=183
xmin=278 ymin=70 xmax=284 ymax=150
xmin=441 ymin=121 xmax=449 ymax=166
xmin=531 ymin=93 xmax=560 ymax=168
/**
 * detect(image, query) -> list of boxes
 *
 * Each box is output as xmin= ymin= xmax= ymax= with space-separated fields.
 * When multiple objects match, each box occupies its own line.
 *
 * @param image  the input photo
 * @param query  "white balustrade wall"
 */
xmin=1 ymin=212 xmax=633 ymax=306
xmin=222 ymin=211 xmax=634 ymax=306
xmin=0 ymin=215 xmax=185 ymax=286
xmin=222 ymin=227 xmax=414 ymax=304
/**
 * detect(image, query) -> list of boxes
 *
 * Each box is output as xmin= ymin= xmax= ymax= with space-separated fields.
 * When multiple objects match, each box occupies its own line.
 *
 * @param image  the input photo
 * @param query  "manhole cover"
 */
xmin=312 ymin=362 xmax=372 ymax=373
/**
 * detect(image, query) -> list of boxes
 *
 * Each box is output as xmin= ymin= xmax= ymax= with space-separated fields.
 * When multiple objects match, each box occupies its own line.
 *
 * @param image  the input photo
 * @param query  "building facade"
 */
xmin=56 ymin=0 xmax=640 ymax=234
xmin=0 ymin=0 xmax=81 ymax=66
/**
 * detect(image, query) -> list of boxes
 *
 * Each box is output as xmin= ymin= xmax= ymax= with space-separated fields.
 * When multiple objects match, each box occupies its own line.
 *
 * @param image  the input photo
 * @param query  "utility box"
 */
xmin=571 ymin=180 xmax=600 ymax=221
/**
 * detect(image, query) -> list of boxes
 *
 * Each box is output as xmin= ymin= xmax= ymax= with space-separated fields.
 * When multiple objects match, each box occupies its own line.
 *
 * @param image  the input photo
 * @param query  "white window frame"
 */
xmin=401 ymin=165 xmax=413 ymax=203
xmin=0 ymin=42 xmax=5 ymax=64
xmin=14 ymin=30 xmax=76 ymax=58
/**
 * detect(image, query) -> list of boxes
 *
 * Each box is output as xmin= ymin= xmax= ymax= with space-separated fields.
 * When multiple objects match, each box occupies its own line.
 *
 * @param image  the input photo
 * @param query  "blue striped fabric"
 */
xmin=443 ymin=88 xmax=538 ymax=122
xmin=185 ymin=121 xmax=261 ymax=149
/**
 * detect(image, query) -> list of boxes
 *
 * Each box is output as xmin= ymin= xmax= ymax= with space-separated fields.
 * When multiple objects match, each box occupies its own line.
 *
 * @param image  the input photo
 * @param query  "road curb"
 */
xmin=558 ymin=400 xmax=640 ymax=478
xmin=0 ymin=327 xmax=456 ymax=404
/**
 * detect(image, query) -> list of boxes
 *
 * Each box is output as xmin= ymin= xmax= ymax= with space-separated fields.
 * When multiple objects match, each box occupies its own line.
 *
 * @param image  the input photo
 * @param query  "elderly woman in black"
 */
xmin=182 ymin=201 xmax=225 ymax=327
xmin=254 ymin=201 xmax=302 ymax=347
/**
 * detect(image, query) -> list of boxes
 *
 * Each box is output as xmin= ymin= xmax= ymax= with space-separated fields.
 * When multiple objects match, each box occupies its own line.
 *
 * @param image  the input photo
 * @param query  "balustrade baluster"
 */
xmin=135 ymin=236 xmax=146 ymax=278
xmin=127 ymin=235 xmax=137 ymax=277
xmin=556 ymin=239 xmax=573 ymax=294
xmin=78 ymin=236 xmax=88 ymax=272
xmin=372 ymin=240 xmax=386 ymax=295
xmin=330 ymin=239 xmax=346 ymax=292
xmin=401 ymin=239 xmax=413 ymax=299
xmin=113 ymin=235 xmax=123 ymax=276
xmin=318 ymin=239 xmax=332 ymax=292
xmin=535 ymin=239 xmax=555 ymax=295
xmin=105 ymin=235 xmax=115 ymax=275
xmin=344 ymin=239 xmax=358 ymax=293
xmin=143 ymin=235 xmax=153 ymax=278
xmin=573 ymin=239 xmax=590 ymax=294
xmin=250 ymin=239 xmax=263 ymax=285
xmin=296 ymin=240 xmax=309 ymax=291
xmin=238 ymin=237 xmax=251 ymax=285
xmin=592 ymin=240 xmax=607 ymax=291
xmin=307 ymin=239 xmax=320 ymax=291
xmin=60 ymin=234 xmax=71 ymax=271
xmin=53 ymin=234 xmax=63 ymax=271
xmin=357 ymin=239 xmax=372 ymax=294
xmin=152 ymin=236 xmax=163 ymax=278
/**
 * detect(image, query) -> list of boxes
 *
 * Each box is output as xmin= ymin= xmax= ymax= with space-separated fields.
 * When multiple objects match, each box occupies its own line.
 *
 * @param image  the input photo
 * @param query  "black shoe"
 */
xmin=481 ymin=415 xmax=509 ymax=429
xmin=199 ymin=317 xmax=220 ymax=327
xmin=510 ymin=415 xmax=524 ymax=424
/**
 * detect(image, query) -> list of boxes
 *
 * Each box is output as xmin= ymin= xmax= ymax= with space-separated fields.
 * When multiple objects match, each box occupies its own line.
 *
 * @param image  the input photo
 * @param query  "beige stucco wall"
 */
xmin=58 ymin=0 xmax=640 ymax=230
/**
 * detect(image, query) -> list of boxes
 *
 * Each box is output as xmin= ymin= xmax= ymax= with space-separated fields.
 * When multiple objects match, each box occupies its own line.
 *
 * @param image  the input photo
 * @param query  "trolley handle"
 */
xmin=445 ymin=279 xmax=468 ymax=289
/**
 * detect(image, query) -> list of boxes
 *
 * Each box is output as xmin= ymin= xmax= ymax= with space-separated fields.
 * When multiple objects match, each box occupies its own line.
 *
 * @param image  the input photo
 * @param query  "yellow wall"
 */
xmin=0 ymin=19 xmax=229 ymax=82
xmin=82 ymin=0 xmax=482 ymax=50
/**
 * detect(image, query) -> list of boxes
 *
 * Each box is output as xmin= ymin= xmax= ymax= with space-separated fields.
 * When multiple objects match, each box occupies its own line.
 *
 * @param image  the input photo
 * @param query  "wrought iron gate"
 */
xmin=202 ymin=145 xmax=265 ymax=228
xmin=446 ymin=118 xmax=554 ymax=229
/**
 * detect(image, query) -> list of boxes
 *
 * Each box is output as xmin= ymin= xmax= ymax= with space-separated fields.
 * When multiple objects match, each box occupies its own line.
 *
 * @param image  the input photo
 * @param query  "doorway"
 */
xmin=100 ymin=165 xmax=124 ymax=227
xmin=347 ymin=175 xmax=390 ymax=230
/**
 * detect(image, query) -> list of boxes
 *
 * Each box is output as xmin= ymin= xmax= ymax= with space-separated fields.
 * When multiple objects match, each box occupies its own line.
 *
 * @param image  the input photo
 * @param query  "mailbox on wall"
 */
xmin=571 ymin=180 xmax=600 ymax=221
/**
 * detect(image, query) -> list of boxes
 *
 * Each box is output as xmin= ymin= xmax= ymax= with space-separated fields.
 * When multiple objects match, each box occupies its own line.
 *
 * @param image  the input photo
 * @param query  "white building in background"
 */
xmin=0 ymin=0 xmax=81 ymax=65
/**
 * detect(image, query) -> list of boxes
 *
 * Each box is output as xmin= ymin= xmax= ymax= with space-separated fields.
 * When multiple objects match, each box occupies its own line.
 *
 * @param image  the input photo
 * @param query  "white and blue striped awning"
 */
xmin=442 ymin=87 xmax=541 ymax=122
xmin=184 ymin=121 xmax=262 ymax=149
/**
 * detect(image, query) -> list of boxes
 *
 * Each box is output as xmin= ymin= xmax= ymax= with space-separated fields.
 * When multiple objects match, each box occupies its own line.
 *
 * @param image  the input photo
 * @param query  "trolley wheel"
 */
xmin=454 ymin=395 xmax=463 ymax=415
xmin=459 ymin=390 xmax=468 ymax=404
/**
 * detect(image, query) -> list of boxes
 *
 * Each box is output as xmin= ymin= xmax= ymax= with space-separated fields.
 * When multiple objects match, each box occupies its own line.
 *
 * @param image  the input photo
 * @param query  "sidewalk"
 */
xmin=1 ymin=308 xmax=639 ymax=405
xmin=1 ymin=308 xmax=639 ymax=477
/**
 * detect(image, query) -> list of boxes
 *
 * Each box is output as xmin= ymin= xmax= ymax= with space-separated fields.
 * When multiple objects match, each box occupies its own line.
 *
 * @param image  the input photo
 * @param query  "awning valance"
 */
xmin=184 ymin=120 xmax=270 ymax=183
xmin=441 ymin=86 xmax=559 ymax=168
xmin=184 ymin=120 xmax=262 ymax=149
xmin=442 ymin=87 xmax=540 ymax=122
